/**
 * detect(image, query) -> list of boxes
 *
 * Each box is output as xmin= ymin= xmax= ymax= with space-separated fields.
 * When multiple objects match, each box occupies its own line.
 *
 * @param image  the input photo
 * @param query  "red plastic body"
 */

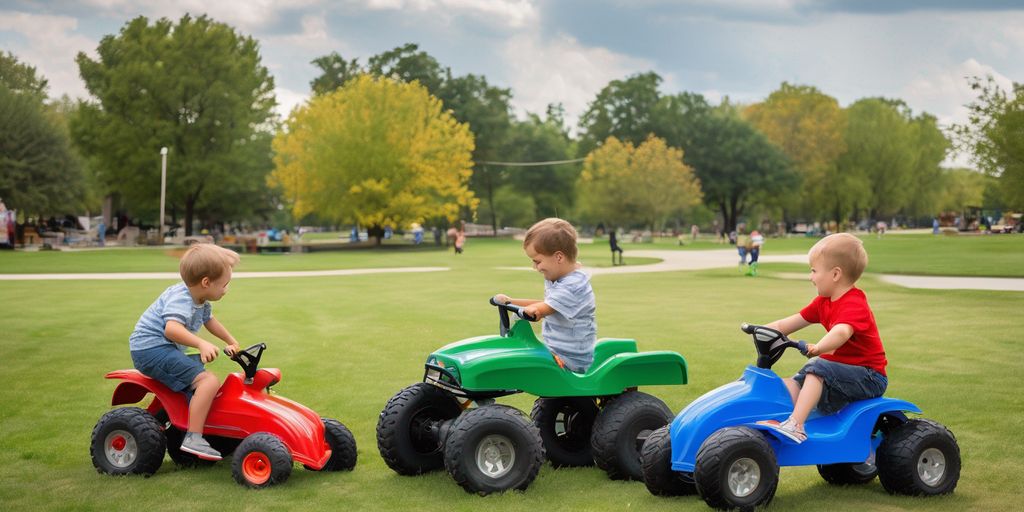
xmin=106 ymin=368 xmax=331 ymax=469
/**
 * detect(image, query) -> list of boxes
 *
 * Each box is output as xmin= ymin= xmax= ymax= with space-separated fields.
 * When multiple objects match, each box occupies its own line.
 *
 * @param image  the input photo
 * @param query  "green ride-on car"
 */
xmin=376 ymin=298 xmax=689 ymax=495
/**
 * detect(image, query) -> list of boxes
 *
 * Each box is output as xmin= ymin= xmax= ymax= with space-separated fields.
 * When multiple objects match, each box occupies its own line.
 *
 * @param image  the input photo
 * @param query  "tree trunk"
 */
xmin=185 ymin=196 xmax=195 ymax=237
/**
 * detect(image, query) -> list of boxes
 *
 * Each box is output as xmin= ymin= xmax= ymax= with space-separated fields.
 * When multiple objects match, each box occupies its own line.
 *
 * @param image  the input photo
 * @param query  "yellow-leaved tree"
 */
xmin=271 ymin=74 xmax=477 ymax=241
xmin=578 ymin=136 xmax=702 ymax=231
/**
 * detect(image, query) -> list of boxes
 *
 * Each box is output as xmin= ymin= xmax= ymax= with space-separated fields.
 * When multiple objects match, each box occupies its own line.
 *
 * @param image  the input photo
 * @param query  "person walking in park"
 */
xmin=747 ymin=229 xmax=764 ymax=276
xmin=454 ymin=221 xmax=466 ymax=254
xmin=609 ymin=228 xmax=624 ymax=266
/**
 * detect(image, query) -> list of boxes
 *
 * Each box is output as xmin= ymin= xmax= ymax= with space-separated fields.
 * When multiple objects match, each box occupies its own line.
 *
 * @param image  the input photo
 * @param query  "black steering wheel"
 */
xmin=490 ymin=297 xmax=538 ymax=337
xmin=740 ymin=323 xmax=807 ymax=370
xmin=224 ymin=343 xmax=266 ymax=380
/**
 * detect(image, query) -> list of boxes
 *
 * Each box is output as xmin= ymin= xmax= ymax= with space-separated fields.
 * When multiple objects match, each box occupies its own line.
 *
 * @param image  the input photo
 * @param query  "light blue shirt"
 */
xmin=543 ymin=269 xmax=597 ymax=372
xmin=129 ymin=283 xmax=211 ymax=352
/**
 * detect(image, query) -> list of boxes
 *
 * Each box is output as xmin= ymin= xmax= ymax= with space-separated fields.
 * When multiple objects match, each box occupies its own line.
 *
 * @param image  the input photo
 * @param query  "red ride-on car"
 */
xmin=90 ymin=343 xmax=357 ymax=488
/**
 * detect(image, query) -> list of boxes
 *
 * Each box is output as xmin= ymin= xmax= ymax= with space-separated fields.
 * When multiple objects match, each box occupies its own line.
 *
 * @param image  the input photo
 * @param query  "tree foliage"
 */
xmin=578 ymin=72 xmax=663 ymax=156
xmin=500 ymin=111 xmax=577 ymax=221
xmin=270 ymin=75 xmax=476 ymax=239
xmin=578 ymin=136 xmax=701 ymax=230
xmin=955 ymin=76 xmax=1024 ymax=210
xmin=72 ymin=14 xmax=277 ymax=234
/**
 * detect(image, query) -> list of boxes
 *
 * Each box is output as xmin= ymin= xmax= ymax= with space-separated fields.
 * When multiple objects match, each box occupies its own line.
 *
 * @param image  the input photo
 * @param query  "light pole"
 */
xmin=159 ymin=147 xmax=168 ymax=244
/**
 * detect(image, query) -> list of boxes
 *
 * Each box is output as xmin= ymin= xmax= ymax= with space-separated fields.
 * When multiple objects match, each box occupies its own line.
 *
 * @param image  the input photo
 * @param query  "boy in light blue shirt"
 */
xmin=494 ymin=218 xmax=596 ymax=373
xmin=129 ymin=243 xmax=241 ymax=460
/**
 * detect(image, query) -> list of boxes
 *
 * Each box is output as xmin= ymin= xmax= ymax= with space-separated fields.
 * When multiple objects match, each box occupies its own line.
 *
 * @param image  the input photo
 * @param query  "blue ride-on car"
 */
xmin=640 ymin=323 xmax=960 ymax=510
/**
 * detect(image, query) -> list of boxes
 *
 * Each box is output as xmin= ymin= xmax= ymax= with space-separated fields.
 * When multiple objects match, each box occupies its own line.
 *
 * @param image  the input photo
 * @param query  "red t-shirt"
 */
xmin=799 ymin=287 xmax=887 ymax=376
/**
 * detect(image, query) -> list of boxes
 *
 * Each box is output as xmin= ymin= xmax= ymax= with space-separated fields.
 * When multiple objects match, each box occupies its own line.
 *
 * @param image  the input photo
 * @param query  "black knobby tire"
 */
xmin=232 ymin=433 xmax=293 ymax=489
xmin=591 ymin=391 xmax=672 ymax=481
xmin=153 ymin=411 xmax=216 ymax=468
xmin=817 ymin=462 xmax=878 ymax=485
xmin=90 ymin=407 xmax=166 ymax=476
xmin=530 ymin=397 xmax=599 ymax=467
xmin=877 ymin=418 xmax=960 ymax=496
xmin=640 ymin=425 xmax=697 ymax=496
xmin=444 ymin=405 xmax=545 ymax=495
xmin=376 ymin=383 xmax=462 ymax=475
xmin=694 ymin=427 xmax=778 ymax=511
xmin=307 ymin=418 xmax=358 ymax=471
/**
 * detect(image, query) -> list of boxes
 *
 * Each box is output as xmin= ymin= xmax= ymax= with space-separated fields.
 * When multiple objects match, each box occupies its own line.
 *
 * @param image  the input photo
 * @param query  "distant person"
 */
xmin=875 ymin=220 xmax=887 ymax=238
xmin=493 ymin=218 xmax=596 ymax=373
xmin=736 ymin=229 xmax=750 ymax=272
xmin=609 ymin=229 xmax=624 ymax=266
xmin=97 ymin=218 xmax=106 ymax=247
xmin=128 ymin=244 xmax=242 ymax=460
xmin=454 ymin=221 xmax=466 ymax=254
xmin=748 ymin=230 xmax=764 ymax=276
xmin=933 ymin=218 xmax=940 ymax=235
xmin=756 ymin=233 xmax=887 ymax=443
xmin=691 ymin=224 xmax=699 ymax=242
xmin=446 ymin=226 xmax=457 ymax=248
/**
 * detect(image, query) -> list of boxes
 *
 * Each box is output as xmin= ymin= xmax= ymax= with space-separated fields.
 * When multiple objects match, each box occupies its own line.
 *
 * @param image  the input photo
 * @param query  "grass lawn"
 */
xmin=1 ymin=236 xmax=1021 ymax=511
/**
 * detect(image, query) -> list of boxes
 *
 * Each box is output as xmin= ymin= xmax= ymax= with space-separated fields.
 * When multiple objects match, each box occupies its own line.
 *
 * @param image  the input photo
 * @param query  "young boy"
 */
xmin=757 ymin=233 xmax=888 ymax=443
xmin=494 ymin=218 xmax=597 ymax=373
xmin=128 ymin=243 xmax=242 ymax=460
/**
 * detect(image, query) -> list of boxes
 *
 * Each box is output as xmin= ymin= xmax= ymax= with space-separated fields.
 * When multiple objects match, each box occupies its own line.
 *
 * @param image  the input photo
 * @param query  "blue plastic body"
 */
xmin=669 ymin=365 xmax=921 ymax=473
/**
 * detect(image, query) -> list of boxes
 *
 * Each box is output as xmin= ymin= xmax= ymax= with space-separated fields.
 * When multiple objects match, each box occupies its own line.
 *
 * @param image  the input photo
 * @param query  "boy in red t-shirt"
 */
xmin=756 ymin=233 xmax=888 ymax=443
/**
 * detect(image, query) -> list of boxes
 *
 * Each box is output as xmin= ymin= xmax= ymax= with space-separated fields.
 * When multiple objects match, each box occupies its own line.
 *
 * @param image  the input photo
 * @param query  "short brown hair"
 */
xmin=179 ymin=243 xmax=240 ymax=286
xmin=523 ymin=218 xmax=578 ymax=261
xmin=809 ymin=233 xmax=868 ymax=282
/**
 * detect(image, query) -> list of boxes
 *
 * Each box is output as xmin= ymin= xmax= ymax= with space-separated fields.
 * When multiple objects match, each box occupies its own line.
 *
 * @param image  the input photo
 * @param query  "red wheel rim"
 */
xmin=242 ymin=452 xmax=272 ymax=485
xmin=111 ymin=435 xmax=127 ymax=451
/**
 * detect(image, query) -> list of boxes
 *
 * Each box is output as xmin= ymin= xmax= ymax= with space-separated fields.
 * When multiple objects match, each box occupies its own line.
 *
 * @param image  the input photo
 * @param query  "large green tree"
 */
xmin=72 ymin=14 xmax=277 ymax=234
xmin=577 ymin=72 xmax=663 ymax=156
xmin=270 ymin=75 xmax=476 ymax=243
xmin=0 ymin=53 xmax=87 ymax=216
xmin=955 ymin=76 xmax=1024 ymax=210
xmin=499 ymin=109 xmax=577 ymax=222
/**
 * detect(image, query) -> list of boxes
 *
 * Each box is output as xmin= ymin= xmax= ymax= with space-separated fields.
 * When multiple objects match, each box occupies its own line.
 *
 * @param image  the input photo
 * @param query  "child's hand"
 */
xmin=522 ymin=304 xmax=541 ymax=320
xmin=199 ymin=341 xmax=219 ymax=363
xmin=493 ymin=293 xmax=511 ymax=305
xmin=224 ymin=343 xmax=240 ymax=357
xmin=805 ymin=343 xmax=819 ymax=357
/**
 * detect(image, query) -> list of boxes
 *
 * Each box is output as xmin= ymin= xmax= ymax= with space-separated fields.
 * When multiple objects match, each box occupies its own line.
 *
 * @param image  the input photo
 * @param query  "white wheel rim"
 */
xmin=917 ymin=447 xmax=946 ymax=486
xmin=475 ymin=434 xmax=516 ymax=479
xmin=727 ymin=457 xmax=761 ymax=498
xmin=104 ymin=429 xmax=138 ymax=468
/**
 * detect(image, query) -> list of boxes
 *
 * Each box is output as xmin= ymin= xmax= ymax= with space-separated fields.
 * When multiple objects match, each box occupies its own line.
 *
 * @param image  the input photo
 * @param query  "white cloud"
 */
xmin=0 ymin=11 xmax=96 ymax=99
xmin=78 ymin=0 xmax=321 ymax=32
xmin=500 ymin=33 xmax=655 ymax=128
xmin=364 ymin=0 xmax=538 ymax=29
xmin=274 ymin=86 xmax=310 ymax=120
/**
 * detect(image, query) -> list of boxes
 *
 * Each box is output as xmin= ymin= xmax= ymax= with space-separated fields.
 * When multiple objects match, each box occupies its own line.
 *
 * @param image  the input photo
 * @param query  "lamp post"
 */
xmin=159 ymin=147 xmax=168 ymax=244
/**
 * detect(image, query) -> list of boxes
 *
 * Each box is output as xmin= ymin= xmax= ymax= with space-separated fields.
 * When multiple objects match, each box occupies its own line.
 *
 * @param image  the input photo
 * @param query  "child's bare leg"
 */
xmin=783 ymin=377 xmax=800 ymax=406
xmin=187 ymin=371 xmax=218 ymax=433
xmin=789 ymin=373 xmax=823 ymax=427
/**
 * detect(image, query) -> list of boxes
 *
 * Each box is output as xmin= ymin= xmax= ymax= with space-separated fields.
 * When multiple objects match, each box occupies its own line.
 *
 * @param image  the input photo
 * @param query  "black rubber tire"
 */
xmin=232 ymin=433 xmax=293 ymax=489
xmin=694 ymin=427 xmax=778 ymax=511
xmin=530 ymin=397 xmax=599 ymax=467
xmin=591 ymin=391 xmax=672 ymax=481
xmin=817 ymin=462 xmax=878 ymax=485
xmin=306 ymin=418 xmax=357 ymax=471
xmin=641 ymin=425 xmax=698 ymax=496
xmin=877 ymin=418 xmax=960 ymax=496
xmin=153 ymin=411 xmax=216 ymax=468
xmin=444 ymin=405 xmax=545 ymax=495
xmin=90 ymin=407 xmax=166 ymax=476
xmin=376 ymin=383 xmax=462 ymax=475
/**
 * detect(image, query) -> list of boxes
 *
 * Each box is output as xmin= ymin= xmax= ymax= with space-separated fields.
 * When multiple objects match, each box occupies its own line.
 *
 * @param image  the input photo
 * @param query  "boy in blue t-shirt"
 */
xmin=128 ymin=244 xmax=241 ymax=460
xmin=494 ymin=218 xmax=596 ymax=373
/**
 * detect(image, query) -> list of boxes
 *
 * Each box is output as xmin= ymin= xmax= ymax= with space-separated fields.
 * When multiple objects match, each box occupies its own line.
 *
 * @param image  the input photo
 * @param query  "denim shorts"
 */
xmin=131 ymin=344 xmax=205 ymax=394
xmin=793 ymin=357 xmax=888 ymax=414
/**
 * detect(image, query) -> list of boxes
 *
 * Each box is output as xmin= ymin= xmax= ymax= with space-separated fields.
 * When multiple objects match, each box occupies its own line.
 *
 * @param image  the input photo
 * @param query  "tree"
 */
xmin=578 ymin=136 xmax=701 ymax=231
xmin=936 ymin=168 xmax=987 ymax=213
xmin=0 ymin=53 xmax=87 ymax=216
xmin=500 ymin=111 xmax=577 ymax=222
xmin=578 ymin=72 xmax=663 ymax=156
xmin=72 ymin=14 xmax=277 ymax=235
xmin=270 ymin=75 xmax=476 ymax=242
xmin=745 ymin=83 xmax=847 ymax=223
xmin=955 ymin=76 xmax=1024 ymax=210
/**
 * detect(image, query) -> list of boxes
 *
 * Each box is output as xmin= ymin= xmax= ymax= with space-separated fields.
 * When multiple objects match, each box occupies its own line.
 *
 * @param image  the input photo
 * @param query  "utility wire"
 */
xmin=476 ymin=158 xmax=585 ymax=167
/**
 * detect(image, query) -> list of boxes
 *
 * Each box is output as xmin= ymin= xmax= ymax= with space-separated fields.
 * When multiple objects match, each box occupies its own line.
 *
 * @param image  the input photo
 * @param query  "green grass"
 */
xmin=1 ymin=236 xmax=1022 ymax=511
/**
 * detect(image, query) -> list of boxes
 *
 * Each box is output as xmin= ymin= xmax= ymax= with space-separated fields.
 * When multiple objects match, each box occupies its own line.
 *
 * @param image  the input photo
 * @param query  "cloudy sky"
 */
xmin=2 ymin=0 xmax=1022 ymax=166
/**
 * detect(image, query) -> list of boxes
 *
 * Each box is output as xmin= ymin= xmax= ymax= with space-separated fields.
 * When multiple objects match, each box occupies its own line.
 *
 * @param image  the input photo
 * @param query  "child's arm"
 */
xmin=492 ymin=294 xmax=553 ymax=320
xmin=165 ymin=320 xmax=220 ymax=363
xmin=766 ymin=313 xmax=811 ymax=336
xmin=805 ymin=323 xmax=854 ymax=357
xmin=204 ymin=316 xmax=241 ymax=356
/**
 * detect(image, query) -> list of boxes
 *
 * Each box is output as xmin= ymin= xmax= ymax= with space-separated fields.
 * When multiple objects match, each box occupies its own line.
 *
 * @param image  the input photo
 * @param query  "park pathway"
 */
xmin=1 ymin=250 xmax=1021 ymax=291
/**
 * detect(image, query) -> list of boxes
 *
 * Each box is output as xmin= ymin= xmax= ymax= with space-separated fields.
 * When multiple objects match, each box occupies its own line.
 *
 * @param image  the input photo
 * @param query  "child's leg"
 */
xmin=789 ymin=373 xmax=823 ymax=428
xmin=187 ymin=371 xmax=218 ymax=433
xmin=782 ymin=377 xmax=800 ymax=405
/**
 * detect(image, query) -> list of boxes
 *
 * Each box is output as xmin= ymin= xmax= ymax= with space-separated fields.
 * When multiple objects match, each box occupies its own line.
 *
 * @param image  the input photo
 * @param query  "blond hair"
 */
xmin=523 ymin=218 xmax=578 ymax=261
xmin=809 ymin=233 xmax=868 ymax=283
xmin=179 ymin=243 xmax=240 ymax=286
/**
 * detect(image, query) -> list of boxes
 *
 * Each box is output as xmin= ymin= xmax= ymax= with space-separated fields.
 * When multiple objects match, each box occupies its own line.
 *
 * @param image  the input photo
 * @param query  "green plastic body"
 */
xmin=426 ymin=319 xmax=688 ymax=397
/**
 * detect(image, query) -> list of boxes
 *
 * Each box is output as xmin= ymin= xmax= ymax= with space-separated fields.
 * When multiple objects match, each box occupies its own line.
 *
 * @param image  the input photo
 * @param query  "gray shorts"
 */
xmin=131 ymin=344 xmax=204 ymax=395
xmin=793 ymin=357 xmax=887 ymax=414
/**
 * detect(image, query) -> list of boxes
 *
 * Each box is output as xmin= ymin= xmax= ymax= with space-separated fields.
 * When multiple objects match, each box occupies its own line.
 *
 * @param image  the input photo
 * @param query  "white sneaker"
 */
xmin=180 ymin=433 xmax=222 ymax=461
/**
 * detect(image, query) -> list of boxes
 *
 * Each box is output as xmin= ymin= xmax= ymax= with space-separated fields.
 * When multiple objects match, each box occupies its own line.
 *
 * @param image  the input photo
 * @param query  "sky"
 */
xmin=1 ymin=0 xmax=1022 ymax=167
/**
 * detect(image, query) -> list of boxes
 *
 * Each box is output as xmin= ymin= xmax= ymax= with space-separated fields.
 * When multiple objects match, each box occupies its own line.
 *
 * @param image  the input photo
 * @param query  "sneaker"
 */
xmin=180 ymin=432 xmax=223 ymax=461
xmin=757 ymin=418 xmax=807 ymax=444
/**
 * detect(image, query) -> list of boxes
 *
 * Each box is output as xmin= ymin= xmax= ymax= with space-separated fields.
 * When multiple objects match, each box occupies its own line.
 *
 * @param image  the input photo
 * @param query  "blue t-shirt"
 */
xmin=129 ymin=282 xmax=211 ymax=352
xmin=543 ymin=269 xmax=597 ymax=372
